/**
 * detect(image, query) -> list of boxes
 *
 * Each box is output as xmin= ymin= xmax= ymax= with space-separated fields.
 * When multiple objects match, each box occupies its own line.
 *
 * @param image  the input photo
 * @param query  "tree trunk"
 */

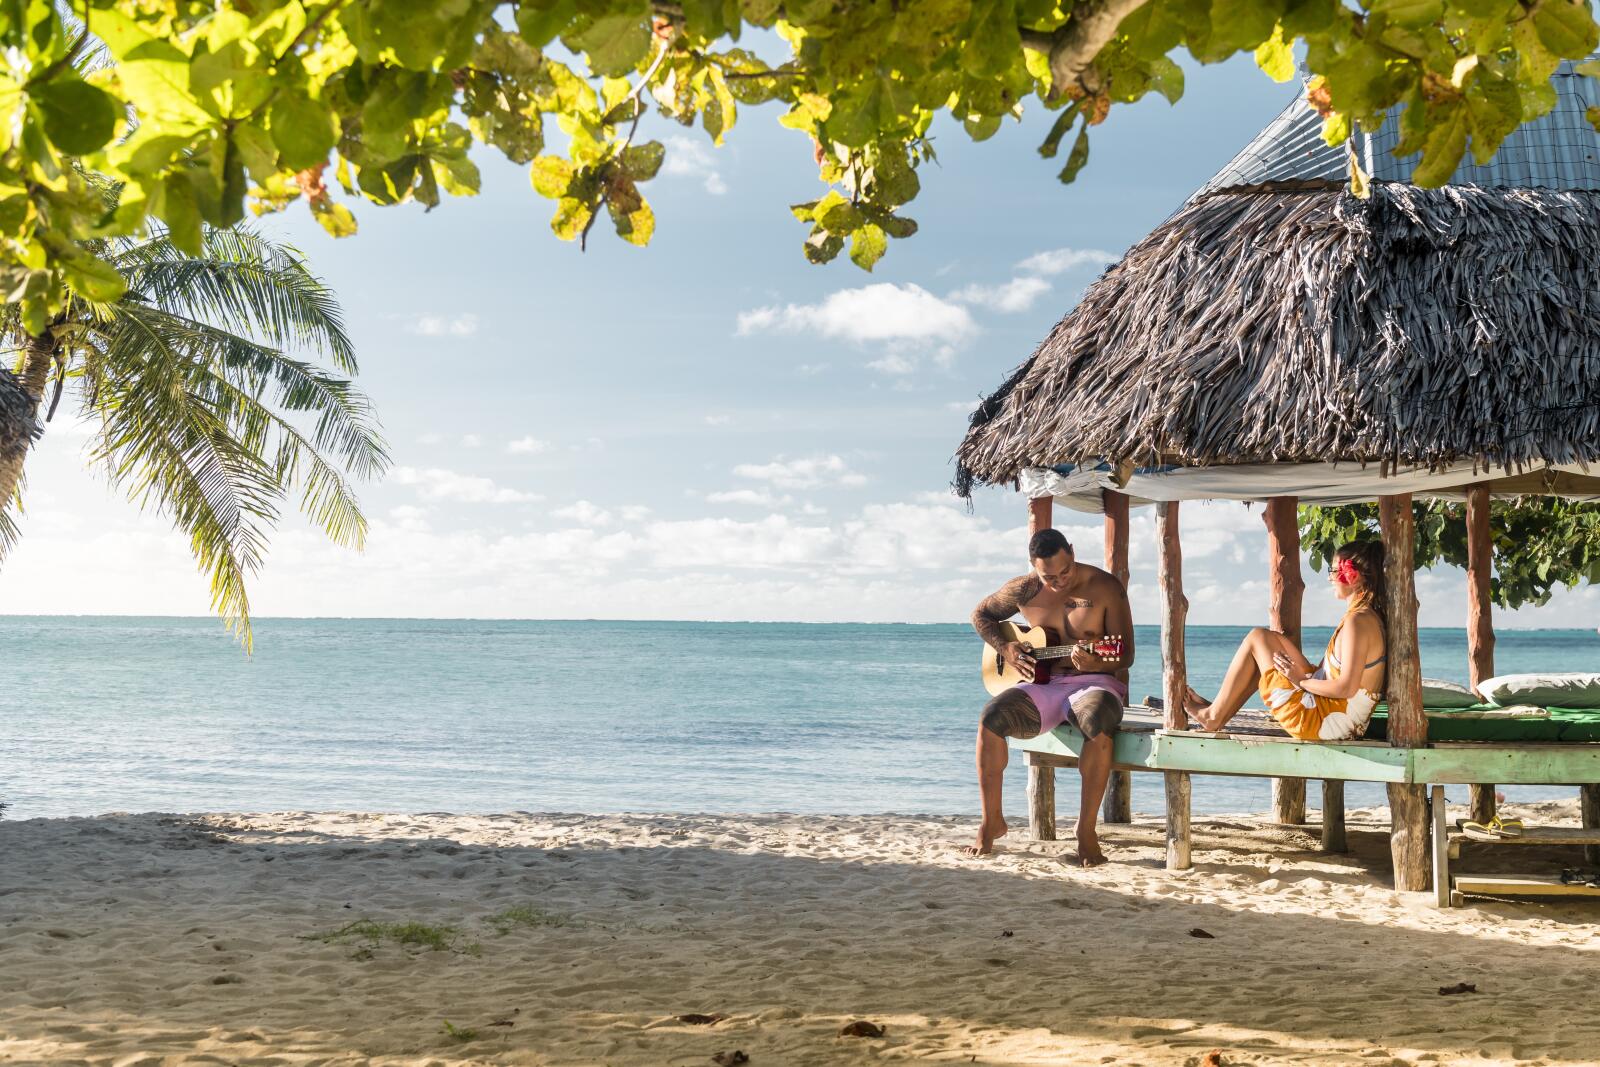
xmin=1379 ymin=494 xmax=1430 ymax=892
xmin=1102 ymin=489 xmax=1132 ymax=824
xmin=0 ymin=331 xmax=56 ymax=516
xmin=1465 ymin=484 xmax=1497 ymax=824
xmin=1264 ymin=497 xmax=1307 ymax=824
xmin=1157 ymin=502 xmax=1191 ymax=870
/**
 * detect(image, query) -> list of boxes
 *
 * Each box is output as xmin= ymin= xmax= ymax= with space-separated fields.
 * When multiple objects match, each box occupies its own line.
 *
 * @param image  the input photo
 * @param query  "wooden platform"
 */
xmin=1452 ymin=874 xmax=1600 ymax=900
xmin=1019 ymin=711 xmax=1600 ymax=905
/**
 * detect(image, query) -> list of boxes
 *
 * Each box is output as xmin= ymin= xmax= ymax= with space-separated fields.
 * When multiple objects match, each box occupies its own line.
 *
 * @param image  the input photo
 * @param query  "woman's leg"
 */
xmin=1184 ymin=627 xmax=1307 ymax=732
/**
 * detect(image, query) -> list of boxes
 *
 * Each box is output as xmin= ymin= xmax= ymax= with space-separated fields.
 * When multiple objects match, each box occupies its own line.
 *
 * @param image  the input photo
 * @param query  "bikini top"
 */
xmin=1324 ymin=612 xmax=1387 ymax=675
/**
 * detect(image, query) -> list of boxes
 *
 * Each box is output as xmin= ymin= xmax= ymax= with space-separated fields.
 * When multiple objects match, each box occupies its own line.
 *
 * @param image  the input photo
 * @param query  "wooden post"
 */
xmin=1582 ymin=784 xmax=1600 ymax=865
xmin=1321 ymin=779 xmax=1347 ymax=852
xmin=1027 ymin=760 xmax=1057 ymax=842
xmin=1431 ymin=785 xmax=1452 ymax=908
xmin=1157 ymin=501 xmax=1191 ymax=870
xmin=1465 ymin=484 xmax=1497 ymax=825
xmin=1379 ymin=494 xmax=1431 ymax=893
xmin=1264 ymin=497 xmax=1307 ymax=825
xmin=1102 ymin=489 xmax=1133 ymax=825
xmin=1028 ymin=495 xmax=1053 ymax=539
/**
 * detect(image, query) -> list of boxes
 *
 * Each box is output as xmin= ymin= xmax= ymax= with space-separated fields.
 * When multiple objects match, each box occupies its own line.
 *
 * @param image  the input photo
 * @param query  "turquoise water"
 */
xmin=2 ymin=617 xmax=1596 ymax=820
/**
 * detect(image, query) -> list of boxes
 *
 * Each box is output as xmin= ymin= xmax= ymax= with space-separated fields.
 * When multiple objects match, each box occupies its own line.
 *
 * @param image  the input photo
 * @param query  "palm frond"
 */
xmin=110 ymin=226 xmax=359 ymax=373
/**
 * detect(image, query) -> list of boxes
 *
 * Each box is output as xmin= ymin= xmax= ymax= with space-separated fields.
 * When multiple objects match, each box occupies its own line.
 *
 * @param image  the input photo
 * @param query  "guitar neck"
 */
xmin=1034 ymin=642 xmax=1116 ymax=661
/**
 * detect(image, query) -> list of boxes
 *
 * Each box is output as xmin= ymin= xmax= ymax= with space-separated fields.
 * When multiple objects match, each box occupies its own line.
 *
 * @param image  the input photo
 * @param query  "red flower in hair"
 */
xmin=1334 ymin=558 xmax=1361 ymax=586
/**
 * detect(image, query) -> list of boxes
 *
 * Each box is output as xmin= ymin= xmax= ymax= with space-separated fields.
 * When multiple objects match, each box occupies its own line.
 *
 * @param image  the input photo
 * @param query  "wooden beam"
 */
xmin=1264 ymin=496 xmax=1307 ymax=825
xmin=1466 ymin=484 xmax=1497 ymax=825
xmin=1380 ymin=493 xmax=1431 ymax=893
xmin=1157 ymin=501 xmax=1191 ymax=870
xmin=1431 ymin=786 xmax=1452 ymax=908
xmin=1028 ymin=495 xmax=1053 ymax=539
xmin=1102 ymin=489 xmax=1133 ymax=825
xmin=1321 ymin=779 xmax=1347 ymax=853
xmin=1583 ymin=784 xmax=1600 ymax=865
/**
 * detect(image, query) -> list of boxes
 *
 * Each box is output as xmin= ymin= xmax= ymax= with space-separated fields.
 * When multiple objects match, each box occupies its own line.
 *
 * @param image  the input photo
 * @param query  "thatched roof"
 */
xmin=956 ymin=71 xmax=1600 ymax=498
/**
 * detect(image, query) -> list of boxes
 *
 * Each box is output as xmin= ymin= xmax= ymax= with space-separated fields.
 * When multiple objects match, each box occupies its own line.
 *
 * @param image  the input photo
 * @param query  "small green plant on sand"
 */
xmin=484 ymin=904 xmax=575 ymax=936
xmin=440 ymin=1020 xmax=479 ymax=1043
xmin=305 ymin=919 xmax=481 ymax=957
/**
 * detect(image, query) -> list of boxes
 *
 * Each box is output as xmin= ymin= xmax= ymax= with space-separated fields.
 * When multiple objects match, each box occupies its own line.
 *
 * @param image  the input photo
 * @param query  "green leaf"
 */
xmin=803 ymin=230 xmax=844 ymax=264
xmin=962 ymin=0 xmax=1022 ymax=79
xmin=870 ymin=149 xmax=920 ymax=205
xmin=1038 ymin=105 xmax=1079 ymax=159
xmin=530 ymin=155 xmax=575 ymax=198
xmin=1464 ymin=67 xmax=1522 ymax=164
xmin=1254 ymin=27 xmax=1295 ymax=83
xmin=1532 ymin=0 xmax=1598 ymax=57
xmin=551 ymin=196 xmax=591 ymax=240
xmin=30 ymin=78 xmax=118 ymax=156
xmin=311 ymin=197 xmax=359 ymax=237
xmin=1410 ymin=102 xmax=1468 ymax=186
xmin=849 ymin=224 xmax=886 ymax=270
xmin=58 ymin=247 xmax=126 ymax=303
xmin=1057 ymin=124 xmax=1090 ymax=184
xmin=162 ymin=176 xmax=203 ymax=255
xmin=608 ymin=195 xmax=654 ymax=245
xmin=566 ymin=11 xmax=652 ymax=77
xmin=621 ymin=141 xmax=665 ymax=181
xmin=1147 ymin=57 xmax=1186 ymax=104
xmin=268 ymin=90 xmax=338 ymax=171
xmin=820 ymin=198 xmax=863 ymax=232
xmin=517 ymin=0 xmax=577 ymax=47
xmin=1369 ymin=0 xmax=1445 ymax=28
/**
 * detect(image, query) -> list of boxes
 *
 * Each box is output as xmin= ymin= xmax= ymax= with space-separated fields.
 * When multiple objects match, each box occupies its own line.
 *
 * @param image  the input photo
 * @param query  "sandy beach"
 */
xmin=1 ymin=800 xmax=1597 ymax=1066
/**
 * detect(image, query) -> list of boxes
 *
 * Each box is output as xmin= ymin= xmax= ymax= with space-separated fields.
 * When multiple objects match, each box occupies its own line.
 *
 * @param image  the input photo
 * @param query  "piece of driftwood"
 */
xmin=1466 ymin=485 xmax=1498 ymax=826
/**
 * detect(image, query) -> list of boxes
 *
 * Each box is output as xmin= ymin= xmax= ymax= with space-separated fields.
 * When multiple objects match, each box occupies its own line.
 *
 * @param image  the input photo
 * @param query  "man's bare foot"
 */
xmin=1072 ymin=825 xmax=1108 ymax=867
xmin=960 ymin=815 xmax=1009 ymax=856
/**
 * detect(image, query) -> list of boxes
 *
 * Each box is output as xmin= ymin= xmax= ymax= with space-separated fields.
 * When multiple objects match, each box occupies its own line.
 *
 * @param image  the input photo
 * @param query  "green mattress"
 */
xmin=1368 ymin=705 xmax=1600 ymax=743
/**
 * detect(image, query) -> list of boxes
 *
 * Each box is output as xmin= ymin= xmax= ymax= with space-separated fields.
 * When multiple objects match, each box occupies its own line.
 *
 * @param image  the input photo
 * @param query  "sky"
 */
xmin=2 ymin=51 xmax=1596 ymax=630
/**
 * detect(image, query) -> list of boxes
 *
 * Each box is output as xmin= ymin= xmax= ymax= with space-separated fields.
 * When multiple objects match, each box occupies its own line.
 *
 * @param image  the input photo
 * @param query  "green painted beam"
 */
xmin=1412 ymin=745 xmax=1600 ymax=785
xmin=1020 ymin=727 xmax=1600 ymax=785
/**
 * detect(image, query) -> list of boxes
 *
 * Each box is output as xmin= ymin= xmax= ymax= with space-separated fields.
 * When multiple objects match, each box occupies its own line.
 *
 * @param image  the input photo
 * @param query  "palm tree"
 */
xmin=1 ymin=225 xmax=389 ymax=647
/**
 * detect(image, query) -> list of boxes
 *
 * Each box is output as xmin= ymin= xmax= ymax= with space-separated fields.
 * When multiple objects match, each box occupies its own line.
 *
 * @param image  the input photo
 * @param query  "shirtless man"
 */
xmin=966 ymin=528 xmax=1134 ymax=865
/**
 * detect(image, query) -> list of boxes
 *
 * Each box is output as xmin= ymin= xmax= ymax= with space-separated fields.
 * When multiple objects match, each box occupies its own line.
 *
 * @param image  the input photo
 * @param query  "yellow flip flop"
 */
xmin=1462 ymin=815 xmax=1524 ymax=839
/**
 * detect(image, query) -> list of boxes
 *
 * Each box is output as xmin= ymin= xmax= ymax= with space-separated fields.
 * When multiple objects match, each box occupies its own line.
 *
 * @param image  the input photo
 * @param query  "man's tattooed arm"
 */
xmin=971 ymin=575 xmax=1042 ymax=650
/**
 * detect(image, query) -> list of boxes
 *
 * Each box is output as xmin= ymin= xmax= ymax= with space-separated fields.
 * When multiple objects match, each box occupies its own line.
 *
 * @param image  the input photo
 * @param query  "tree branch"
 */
xmin=1022 ymin=0 xmax=1153 ymax=98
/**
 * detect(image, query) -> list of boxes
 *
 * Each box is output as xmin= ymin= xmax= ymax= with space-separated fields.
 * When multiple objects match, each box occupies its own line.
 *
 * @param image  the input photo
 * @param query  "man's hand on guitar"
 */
xmin=1001 ymin=641 xmax=1036 ymax=682
xmin=1069 ymin=646 xmax=1102 ymax=672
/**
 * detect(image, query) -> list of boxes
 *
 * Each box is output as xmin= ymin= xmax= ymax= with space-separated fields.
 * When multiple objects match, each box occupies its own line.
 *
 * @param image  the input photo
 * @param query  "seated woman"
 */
xmin=1183 ymin=541 xmax=1387 ymax=742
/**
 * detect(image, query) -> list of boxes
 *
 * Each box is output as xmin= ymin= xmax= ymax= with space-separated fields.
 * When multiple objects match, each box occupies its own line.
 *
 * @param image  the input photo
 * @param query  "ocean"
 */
xmin=3 ymin=617 xmax=1596 ymax=821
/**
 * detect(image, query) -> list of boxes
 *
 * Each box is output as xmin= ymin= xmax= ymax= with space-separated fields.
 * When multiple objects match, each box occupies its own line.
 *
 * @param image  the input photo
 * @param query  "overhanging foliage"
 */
xmin=4 ymin=0 xmax=1600 ymax=334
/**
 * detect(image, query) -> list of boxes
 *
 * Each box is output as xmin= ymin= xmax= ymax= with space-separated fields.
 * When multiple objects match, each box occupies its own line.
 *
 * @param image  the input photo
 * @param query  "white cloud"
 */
xmin=796 ymin=363 xmax=831 ymax=376
xmin=418 ymin=432 xmax=445 ymax=445
xmin=708 ymin=488 xmax=793 ymax=508
xmin=391 ymin=466 xmax=541 ymax=505
xmin=949 ymin=276 xmax=1052 ymax=313
xmin=736 ymin=283 xmax=977 ymax=348
xmin=554 ymin=500 xmax=612 ymax=526
xmin=733 ymin=454 xmax=866 ymax=490
xmin=507 ymin=436 xmax=551 ymax=454
xmin=662 ymin=135 xmax=729 ymax=196
xmin=703 ymin=415 xmax=732 ymax=427
xmin=1015 ymin=247 xmax=1117 ymax=275
xmin=460 ymin=434 xmax=483 ymax=448
xmin=617 ymin=505 xmax=653 ymax=522
xmin=408 ymin=313 xmax=479 ymax=337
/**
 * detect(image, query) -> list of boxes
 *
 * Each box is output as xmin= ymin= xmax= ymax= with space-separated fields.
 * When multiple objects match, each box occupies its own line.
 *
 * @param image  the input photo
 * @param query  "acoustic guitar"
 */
xmin=980 ymin=621 xmax=1126 ymax=696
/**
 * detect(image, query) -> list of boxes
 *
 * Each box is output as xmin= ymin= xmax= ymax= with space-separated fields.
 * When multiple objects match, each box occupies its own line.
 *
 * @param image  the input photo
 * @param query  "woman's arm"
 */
xmin=1298 ymin=617 xmax=1373 ymax=700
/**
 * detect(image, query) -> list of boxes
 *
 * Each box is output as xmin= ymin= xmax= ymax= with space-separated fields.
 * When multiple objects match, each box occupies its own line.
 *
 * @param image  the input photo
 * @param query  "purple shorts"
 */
xmin=1016 ymin=673 xmax=1130 ymax=735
